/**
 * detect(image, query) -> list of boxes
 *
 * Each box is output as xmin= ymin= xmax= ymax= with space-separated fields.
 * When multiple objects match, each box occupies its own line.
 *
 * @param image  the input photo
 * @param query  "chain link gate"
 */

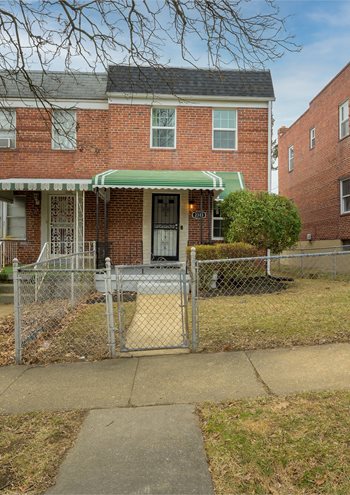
xmin=116 ymin=262 xmax=190 ymax=352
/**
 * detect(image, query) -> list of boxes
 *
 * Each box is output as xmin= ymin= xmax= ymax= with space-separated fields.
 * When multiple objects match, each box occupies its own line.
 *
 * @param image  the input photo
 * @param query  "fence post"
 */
xmin=333 ymin=252 xmax=337 ymax=279
xmin=13 ymin=258 xmax=22 ymax=365
xmin=190 ymin=247 xmax=198 ymax=352
xmin=105 ymin=257 xmax=116 ymax=358
xmin=70 ymin=271 xmax=75 ymax=306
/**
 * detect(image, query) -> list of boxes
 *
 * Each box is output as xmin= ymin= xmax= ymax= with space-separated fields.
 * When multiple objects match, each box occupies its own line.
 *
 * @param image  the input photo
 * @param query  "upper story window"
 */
xmin=52 ymin=110 xmax=77 ymax=150
xmin=0 ymin=196 xmax=26 ymax=240
xmin=310 ymin=127 xmax=316 ymax=149
xmin=213 ymin=110 xmax=237 ymax=150
xmin=151 ymin=108 xmax=176 ymax=148
xmin=0 ymin=109 xmax=16 ymax=149
xmin=339 ymin=100 xmax=349 ymax=140
xmin=341 ymin=179 xmax=350 ymax=214
xmin=212 ymin=201 xmax=224 ymax=240
xmin=288 ymin=145 xmax=294 ymax=172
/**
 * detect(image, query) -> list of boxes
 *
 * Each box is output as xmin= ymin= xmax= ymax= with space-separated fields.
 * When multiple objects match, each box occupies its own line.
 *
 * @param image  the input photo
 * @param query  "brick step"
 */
xmin=0 ymin=293 xmax=14 ymax=304
xmin=0 ymin=283 xmax=14 ymax=294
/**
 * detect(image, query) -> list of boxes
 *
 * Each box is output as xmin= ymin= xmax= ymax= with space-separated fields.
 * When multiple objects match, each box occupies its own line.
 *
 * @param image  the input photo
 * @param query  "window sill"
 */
xmin=339 ymin=134 xmax=350 ymax=143
xmin=212 ymin=148 xmax=237 ymax=152
xmin=150 ymin=147 xmax=176 ymax=151
xmin=340 ymin=211 xmax=350 ymax=217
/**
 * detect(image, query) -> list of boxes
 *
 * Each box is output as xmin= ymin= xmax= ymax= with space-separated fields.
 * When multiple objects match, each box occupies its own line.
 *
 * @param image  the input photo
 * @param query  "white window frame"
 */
xmin=52 ymin=109 xmax=77 ymax=150
xmin=0 ymin=108 xmax=16 ymax=149
xmin=0 ymin=196 xmax=26 ymax=240
xmin=212 ymin=200 xmax=224 ymax=240
xmin=150 ymin=107 xmax=176 ymax=149
xmin=212 ymin=109 xmax=238 ymax=151
xmin=339 ymin=100 xmax=349 ymax=140
xmin=288 ymin=145 xmax=294 ymax=172
xmin=340 ymin=179 xmax=350 ymax=214
xmin=310 ymin=127 xmax=315 ymax=149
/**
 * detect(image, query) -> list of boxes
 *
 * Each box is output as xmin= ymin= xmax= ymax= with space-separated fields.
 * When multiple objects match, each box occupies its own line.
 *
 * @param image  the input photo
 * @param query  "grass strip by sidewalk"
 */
xmin=198 ymin=391 xmax=350 ymax=495
xmin=0 ymin=410 xmax=86 ymax=494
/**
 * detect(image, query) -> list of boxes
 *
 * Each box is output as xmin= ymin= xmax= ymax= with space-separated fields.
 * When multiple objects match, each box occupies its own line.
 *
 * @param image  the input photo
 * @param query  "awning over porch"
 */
xmin=0 ymin=178 xmax=92 ymax=191
xmin=92 ymin=170 xmax=225 ymax=191
xmin=215 ymin=172 xmax=245 ymax=200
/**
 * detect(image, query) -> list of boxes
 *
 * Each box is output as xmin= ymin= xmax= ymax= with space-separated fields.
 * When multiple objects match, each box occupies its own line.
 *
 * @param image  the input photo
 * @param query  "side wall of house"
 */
xmin=279 ymin=64 xmax=350 ymax=244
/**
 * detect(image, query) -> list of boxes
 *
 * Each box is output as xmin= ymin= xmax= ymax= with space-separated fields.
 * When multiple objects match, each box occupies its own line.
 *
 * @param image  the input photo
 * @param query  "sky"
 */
xmin=270 ymin=0 xmax=350 ymax=136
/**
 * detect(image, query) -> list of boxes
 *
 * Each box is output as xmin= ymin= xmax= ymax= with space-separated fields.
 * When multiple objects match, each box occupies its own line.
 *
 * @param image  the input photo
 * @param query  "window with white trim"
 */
xmin=0 ymin=109 xmax=16 ymax=149
xmin=288 ymin=145 xmax=294 ymax=172
xmin=0 ymin=196 xmax=26 ymax=239
xmin=341 ymin=178 xmax=350 ymax=214
xmin=213 ymin=110 xmax=237 ymax=150
xmin=212 ymin=201 xmax=224 ymax=240
xmin=310 ymin=127 xmax=315 ymax=149
xmin=339 ymin=100 xmax=349 ymax=139
xmin=52 ymin=110 xmax=77 ymax=150
xmin=151 ymin=108 xmax=176 ymax=148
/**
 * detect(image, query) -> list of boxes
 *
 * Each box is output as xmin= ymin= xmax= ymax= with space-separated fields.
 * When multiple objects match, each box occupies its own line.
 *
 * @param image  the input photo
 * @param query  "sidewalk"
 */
xmin=1 ymin=342 xmax=350 ymax=413
xmin=2 ymin=343 xmax=350 ymax=495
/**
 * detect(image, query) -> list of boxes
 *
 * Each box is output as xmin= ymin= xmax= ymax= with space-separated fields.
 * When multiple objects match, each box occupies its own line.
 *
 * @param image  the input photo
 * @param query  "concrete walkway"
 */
xmin=1 ymin=342 xmax=350 ymax=413
xmin=2 ymin=343 xmax=350 ymax=495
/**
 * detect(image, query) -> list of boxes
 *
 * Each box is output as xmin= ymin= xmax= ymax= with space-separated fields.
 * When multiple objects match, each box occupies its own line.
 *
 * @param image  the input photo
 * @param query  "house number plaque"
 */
xmin=192 ymin=211 xmax=207 ymax=219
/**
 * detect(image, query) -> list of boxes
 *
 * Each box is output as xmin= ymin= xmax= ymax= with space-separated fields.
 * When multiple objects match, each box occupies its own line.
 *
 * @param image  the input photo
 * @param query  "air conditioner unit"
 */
xmin=0 ymin=138 xmax=11 ymax=148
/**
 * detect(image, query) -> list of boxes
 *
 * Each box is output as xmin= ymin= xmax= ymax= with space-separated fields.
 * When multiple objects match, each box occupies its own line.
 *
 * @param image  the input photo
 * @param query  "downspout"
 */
xmin=267 ymin=100 xmax=273 ymax=275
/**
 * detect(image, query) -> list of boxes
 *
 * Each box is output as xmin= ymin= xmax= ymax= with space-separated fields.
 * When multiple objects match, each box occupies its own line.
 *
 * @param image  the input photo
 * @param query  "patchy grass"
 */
xmin=0 ymin=316 xmax=14 ymax=366
xmin=0 ymin=410 xmax=85 ymax=495
xmin=198 ymin=391 xmax=350 ymax=495
xmin=0 ymin=301 xmax=136 ymax=366
xmin=198 ymin=278 xmax=350 ymax=352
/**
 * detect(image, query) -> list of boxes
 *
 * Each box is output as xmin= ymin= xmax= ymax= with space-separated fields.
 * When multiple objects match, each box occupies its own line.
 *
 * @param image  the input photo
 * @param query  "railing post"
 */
xmin=190 ymin=246 xmax=198 ymax=352
xmin=105 ymin=257 xmax=116 ymax=358
xmin=13 ymin=258 xmax=22 ymax=365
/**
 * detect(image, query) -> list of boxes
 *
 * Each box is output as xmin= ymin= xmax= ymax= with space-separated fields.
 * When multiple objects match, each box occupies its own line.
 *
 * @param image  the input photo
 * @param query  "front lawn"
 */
xmin=198 ymin=391 xmax=350 ymax=495
xmin=0 ymin=411 xmax=85 ymax=494
xmin=198 ymin=278 xmax=350 ymax=352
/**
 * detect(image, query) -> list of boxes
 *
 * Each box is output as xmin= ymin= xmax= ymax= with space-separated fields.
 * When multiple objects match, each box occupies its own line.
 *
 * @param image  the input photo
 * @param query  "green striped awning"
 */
xmin=92 ymin=170 xmax=224 ymax=190
xmin=0 ymin=179 xmax=92 ymax=191
xmin=215 ymin=172 xmax=245 ymax=200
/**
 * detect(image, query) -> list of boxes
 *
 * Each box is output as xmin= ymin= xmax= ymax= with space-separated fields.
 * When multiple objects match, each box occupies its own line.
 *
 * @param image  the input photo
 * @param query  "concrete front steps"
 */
xmin=0 ymin=282 xmax=14 ymax=304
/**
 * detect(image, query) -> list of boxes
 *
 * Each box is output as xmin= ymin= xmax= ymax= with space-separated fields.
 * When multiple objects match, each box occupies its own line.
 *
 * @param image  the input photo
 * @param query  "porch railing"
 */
xmin=0 ymin=240 xmax=19 ymax=269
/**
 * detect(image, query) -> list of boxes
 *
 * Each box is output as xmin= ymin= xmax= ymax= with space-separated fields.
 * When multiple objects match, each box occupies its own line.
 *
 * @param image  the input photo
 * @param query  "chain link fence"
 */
xmin=14 ymin=254 xmax=115 ymax=364
xmin=193 ymin=250 xmax=350 ymax=352
xmin=116 ymin=263 xmax=189 ymax=352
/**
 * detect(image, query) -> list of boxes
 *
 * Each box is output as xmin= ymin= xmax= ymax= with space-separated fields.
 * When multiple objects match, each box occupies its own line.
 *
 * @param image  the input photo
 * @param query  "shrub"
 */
xmin=187 ymin=242 xmax=257 ymax=261
xmin=221 ymin=190 xmax=301 ymax=254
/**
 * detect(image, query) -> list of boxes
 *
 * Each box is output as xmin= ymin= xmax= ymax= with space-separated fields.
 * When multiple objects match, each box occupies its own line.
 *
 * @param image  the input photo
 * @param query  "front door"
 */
xmin=49 ymin=194 xmax=75 ymax=255
xmin=152 ymin=194 xmax=180 ymax=261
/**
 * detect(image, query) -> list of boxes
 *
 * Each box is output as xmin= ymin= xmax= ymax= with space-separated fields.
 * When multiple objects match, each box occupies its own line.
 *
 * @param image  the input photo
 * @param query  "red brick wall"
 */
xmin=279 ymin=64 xmax=350 ymax=241
xmin=2 ymin=102 xmax=270 ymax=263
xmin=2 ymin=108 xmax=109 ymax=180
xmin=108 ymin=105 xmax=268 ymax=190
xmin=2 ymin=105 xmax=268 ymax=189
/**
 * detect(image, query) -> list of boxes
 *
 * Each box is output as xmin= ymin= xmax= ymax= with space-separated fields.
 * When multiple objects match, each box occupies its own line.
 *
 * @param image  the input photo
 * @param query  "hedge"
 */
xmin=187 ymin=242 xmax=258 ymax=261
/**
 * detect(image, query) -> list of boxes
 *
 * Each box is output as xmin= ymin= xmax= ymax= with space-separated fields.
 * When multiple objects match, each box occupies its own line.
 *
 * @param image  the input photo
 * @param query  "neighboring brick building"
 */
xmin=0 ymin=66 xmax=274 ymax=265
xmin=279 ymin=62 xmax=350 ymax=250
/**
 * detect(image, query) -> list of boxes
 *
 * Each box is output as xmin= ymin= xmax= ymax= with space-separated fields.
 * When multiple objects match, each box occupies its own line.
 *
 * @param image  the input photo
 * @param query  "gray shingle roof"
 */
xmin=0 ymin=71 xmax=107 ymax=100
xmin=107 ymin=65 xmax=274 ymax=99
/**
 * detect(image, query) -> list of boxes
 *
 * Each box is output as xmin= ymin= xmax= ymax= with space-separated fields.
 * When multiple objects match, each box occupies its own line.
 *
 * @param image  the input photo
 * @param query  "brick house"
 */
xmin=279 ymin=62 xmax=350 ymax=250
xmin=0 ymin=66 xmax=274 ymax=266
